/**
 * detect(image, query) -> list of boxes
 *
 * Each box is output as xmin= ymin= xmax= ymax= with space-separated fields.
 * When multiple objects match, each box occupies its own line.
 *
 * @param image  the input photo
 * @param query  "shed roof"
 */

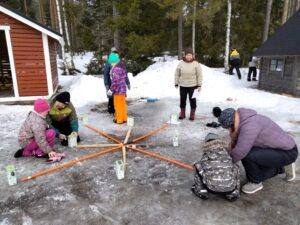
xmin=254 ymin=10 xmax=300 ymax=57
xmin=0 ymin=2 xmax=64 ymax=46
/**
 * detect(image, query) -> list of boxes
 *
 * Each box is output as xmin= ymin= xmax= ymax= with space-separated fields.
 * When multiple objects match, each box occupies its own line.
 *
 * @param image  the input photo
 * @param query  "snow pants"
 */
xmin=22 ymin=129 xmax=56 ymax=157
xmin=229 ymin=65 xmax=242 ymax=79
xmin=241 ymin=145 xmax=298 ymax=183
xmin=108 ymin=96 xmax=115 ymax=114
xmin=180 ymin=86 xmax=197 ymax=109
xmin=114 ymin=94 xmax=127 ymax=124
xmin=248 ymin=67 xmax=257 ymax=80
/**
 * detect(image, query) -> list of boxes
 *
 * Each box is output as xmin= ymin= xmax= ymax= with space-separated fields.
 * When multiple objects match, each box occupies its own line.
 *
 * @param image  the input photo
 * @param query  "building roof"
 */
xmin=0 ymin=2 xmax=64 ymax=46
xmin=254 ymin=10 xmax=300 ymax=56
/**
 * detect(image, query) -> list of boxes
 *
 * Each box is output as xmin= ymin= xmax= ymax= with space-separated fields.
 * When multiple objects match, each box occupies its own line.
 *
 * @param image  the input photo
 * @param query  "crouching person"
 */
xmin=14 ymin=99 xmax=57 ymax=158
xmin=192 ymin=133 xmax=240 ymax=201
xmin=47 ymin=91 xmax=80 ymax=146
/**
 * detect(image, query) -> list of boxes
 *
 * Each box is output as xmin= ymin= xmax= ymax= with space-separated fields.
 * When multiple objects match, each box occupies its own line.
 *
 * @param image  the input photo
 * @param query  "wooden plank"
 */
xmin=17 ymin=79 xmax=47 ymax=84
xmin=11 ymin=37 xmax=42 ymax=44
xmin=11 ymin=33 xmax=41 ymax=39
xmin=14 ymin=52 xmax=44 ymax=57
xmin=18 ymin=83 xmax=48 ymax=88
xmin=14 ymin=55 xmax=45 ymax=60
xmin=15 ymin=60 xmax=45 ymax=65
xmin=16 ymin=71 xmax=46 ymax=75
xmin=11 ymin=29 xmax=40 ymax=35
xmin=12 ymin=42 xmax=43 ymax=47
xmin=12 ymin=46 xmax=44 ymax=52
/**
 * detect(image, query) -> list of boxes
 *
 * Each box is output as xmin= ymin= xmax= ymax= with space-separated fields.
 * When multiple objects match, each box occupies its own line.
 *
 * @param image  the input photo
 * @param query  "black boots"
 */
xmin=189 ymin=108 xmax=196 ymax=121
xmin=14 ymin=149 xmax=24 ymax=158
xmin=179 ymin=108 xmax=186 ymax=120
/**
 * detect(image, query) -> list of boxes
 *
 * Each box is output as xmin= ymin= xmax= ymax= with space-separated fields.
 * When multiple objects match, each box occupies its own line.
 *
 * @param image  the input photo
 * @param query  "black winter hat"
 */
xmin=55 ymin=92 xmax=70 ymax=105
xmin=184 ymin=48 xmax=193 ymax=55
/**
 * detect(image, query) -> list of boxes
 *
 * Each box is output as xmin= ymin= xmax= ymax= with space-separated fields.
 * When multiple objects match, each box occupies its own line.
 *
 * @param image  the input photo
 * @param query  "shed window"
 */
xmin=270 ymin=59 xmax=284 ymax=72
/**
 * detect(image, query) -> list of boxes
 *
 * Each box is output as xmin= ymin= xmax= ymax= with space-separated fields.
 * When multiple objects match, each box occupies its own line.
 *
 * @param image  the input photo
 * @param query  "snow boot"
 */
xmin=179 ymin=108 xmax=186 ymax=120
xmin=14 ymin=149 xmax=24 ymax=158
xmin=189 ymin=108 xmax=196 ymax=121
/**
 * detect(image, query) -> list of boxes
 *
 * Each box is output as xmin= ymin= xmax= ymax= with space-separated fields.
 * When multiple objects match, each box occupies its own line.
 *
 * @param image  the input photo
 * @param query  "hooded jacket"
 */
xmin=230 ymin=108 xmax=295 ymax=163
xmin=19 ymin=111 xmax=53 ymax=153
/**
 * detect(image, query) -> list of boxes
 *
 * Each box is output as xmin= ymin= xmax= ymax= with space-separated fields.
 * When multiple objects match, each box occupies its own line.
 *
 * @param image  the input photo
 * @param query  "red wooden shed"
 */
xmin=0 ymin=3 xmax=64 ymax=102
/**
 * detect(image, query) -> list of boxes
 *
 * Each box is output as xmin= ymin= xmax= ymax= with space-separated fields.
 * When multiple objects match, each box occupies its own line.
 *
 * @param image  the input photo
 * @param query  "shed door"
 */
xmin=0 ymin=30 xmax=14 ymax=97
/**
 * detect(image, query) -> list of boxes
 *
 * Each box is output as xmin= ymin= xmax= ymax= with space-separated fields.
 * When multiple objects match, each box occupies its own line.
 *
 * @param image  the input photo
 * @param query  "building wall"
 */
xmin=0 ymin=12 xmax=48 ymax=96
xmin=48 ymin=37 xmax=58 ymax=92
xmin=259 ymin=56 xmax=298 ymax=95
xmin=294 ymin=56 xmax=300 ymax=96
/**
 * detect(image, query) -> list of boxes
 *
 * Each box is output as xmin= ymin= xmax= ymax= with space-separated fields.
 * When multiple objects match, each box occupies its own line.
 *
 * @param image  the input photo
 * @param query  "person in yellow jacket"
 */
xmin=229 ymin=48 xmax=242 ymax=79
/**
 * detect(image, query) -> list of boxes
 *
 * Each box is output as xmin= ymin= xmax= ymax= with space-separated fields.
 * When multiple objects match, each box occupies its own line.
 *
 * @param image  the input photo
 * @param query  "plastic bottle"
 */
xmin=5 ymin=165 xmax=17 ymax=186
xmin=172 ymin=129 xmax=179 ymax=147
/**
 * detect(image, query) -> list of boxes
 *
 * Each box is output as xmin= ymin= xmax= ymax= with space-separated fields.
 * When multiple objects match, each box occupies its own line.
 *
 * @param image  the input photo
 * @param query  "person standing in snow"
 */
xmin=104 ymin=47 xmax=130 ymax=114
xmin=247 ymin=49 xmax=259 ymax=81
xmin=47 ymin=91 xmax=80 ymax=146
xmin=213 ymin=106 xmax=298 ymax=194
xmin=229 ymin=48 xmax=242 ymax=80
xmin=14 ymin=99 xmax=57 ymax=158
xmin=175 ymin=48 xmax=203 ymax=121
xmin=109 ymin=53 xmax=130 ymax=124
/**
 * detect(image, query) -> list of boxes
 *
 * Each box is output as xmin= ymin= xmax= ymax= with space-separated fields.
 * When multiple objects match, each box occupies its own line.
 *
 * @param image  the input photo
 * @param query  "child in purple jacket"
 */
xmin=213 ymin=106 xmax=298 ymax=194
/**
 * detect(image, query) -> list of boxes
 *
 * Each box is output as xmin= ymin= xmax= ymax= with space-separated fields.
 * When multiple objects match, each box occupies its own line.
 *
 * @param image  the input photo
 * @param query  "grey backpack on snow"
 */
xmin=192 ymin=139 xmax=240 ymax=201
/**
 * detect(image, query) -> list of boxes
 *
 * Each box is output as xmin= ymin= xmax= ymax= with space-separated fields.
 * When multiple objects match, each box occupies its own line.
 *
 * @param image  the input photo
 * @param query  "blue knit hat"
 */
xmin=219 ymin=108 xmax=235 ymax=129
xmin=108 ymin=53 xmax=120 ymax=64
xmin=213 ymin=107 xmax=235 ymax=129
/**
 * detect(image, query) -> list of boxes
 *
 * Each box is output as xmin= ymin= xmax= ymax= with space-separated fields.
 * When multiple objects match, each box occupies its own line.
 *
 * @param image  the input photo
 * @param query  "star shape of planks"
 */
xmin=20 ymin=123 xmax=192 ymax=182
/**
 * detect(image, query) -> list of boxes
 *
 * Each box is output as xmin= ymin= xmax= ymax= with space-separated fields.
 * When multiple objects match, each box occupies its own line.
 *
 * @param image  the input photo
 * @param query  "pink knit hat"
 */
xmin=34 ymin=99 xmax=50 ymax=113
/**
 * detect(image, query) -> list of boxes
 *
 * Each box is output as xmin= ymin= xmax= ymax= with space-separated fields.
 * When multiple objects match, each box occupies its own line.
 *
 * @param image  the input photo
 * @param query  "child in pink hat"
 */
xmin=14 ymin=99 xmax=58 ymax=159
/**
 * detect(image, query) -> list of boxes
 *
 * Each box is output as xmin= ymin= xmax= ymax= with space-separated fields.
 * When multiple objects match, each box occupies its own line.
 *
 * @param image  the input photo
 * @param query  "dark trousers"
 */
xmin=241 ymin=146 xmax=298 ymax=183
xmin=248 ymin=67 xmax=257 ymax=80
xmin=108 ymin=97 xmax=115 ymax=114
xmin=52 ymin=120 xmax=72 ymax=136
xmin=229 ymin=65 xmax=241 ymax=79
xmin=180 ymin=86 xmax=197 ymax=109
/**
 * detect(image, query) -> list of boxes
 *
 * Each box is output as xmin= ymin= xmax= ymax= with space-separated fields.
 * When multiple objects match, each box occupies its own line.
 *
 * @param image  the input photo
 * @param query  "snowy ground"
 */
xmin=0 ymin=54 xmax=300 ymax=225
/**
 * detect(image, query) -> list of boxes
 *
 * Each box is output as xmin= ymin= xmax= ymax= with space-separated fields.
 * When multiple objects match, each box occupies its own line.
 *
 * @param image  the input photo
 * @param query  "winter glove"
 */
xmin=107 ymin=89 xmax=113 ymax=97
xmin=127 ymin=84 xmax=131 ymax=90
xmin=206 ymin=122 xmax=221 ymax=128
xmin=175 ymin=84 xmax=178 ymax=88
xmin=46 ymin=152 xmax=66 ymax=163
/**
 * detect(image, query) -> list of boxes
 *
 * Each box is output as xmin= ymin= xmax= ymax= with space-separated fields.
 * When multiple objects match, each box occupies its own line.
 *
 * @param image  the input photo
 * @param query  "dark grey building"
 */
xmin=254 ymin=10 xmax=300 ymax=96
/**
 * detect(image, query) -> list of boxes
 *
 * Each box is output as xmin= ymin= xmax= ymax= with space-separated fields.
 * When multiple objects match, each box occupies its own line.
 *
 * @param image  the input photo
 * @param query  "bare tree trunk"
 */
xmin=62 ymin=0 xmax=75 ymax=69
xmin=224 ymin=0 xmax=231 ymax=73
xmin=262 ymin=0 xmax=273 ymax=43
xmin=281 ymin=0 xmax=289 ymax=24
xmin=113 ymin=3 xmax=120 ymax=50
xmin=192 ymin=0 xmax=196 ymax=55
xmin=23 ymin=0 xmax=28 ymax=16
xmin=37 ymin=0 xmax=45 ymax=24
xmin=50 ymin=0 xmax=57 ymax=31
xmin=56 ymin=0 xmax=69 ymax=75
xmin=178 ymin=8 xmax=183 ymax=60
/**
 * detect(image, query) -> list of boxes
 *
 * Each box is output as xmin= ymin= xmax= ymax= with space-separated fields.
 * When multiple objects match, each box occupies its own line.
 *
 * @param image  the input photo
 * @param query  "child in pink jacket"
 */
xmin=14 ymin=99 xmax=57 ymax=158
